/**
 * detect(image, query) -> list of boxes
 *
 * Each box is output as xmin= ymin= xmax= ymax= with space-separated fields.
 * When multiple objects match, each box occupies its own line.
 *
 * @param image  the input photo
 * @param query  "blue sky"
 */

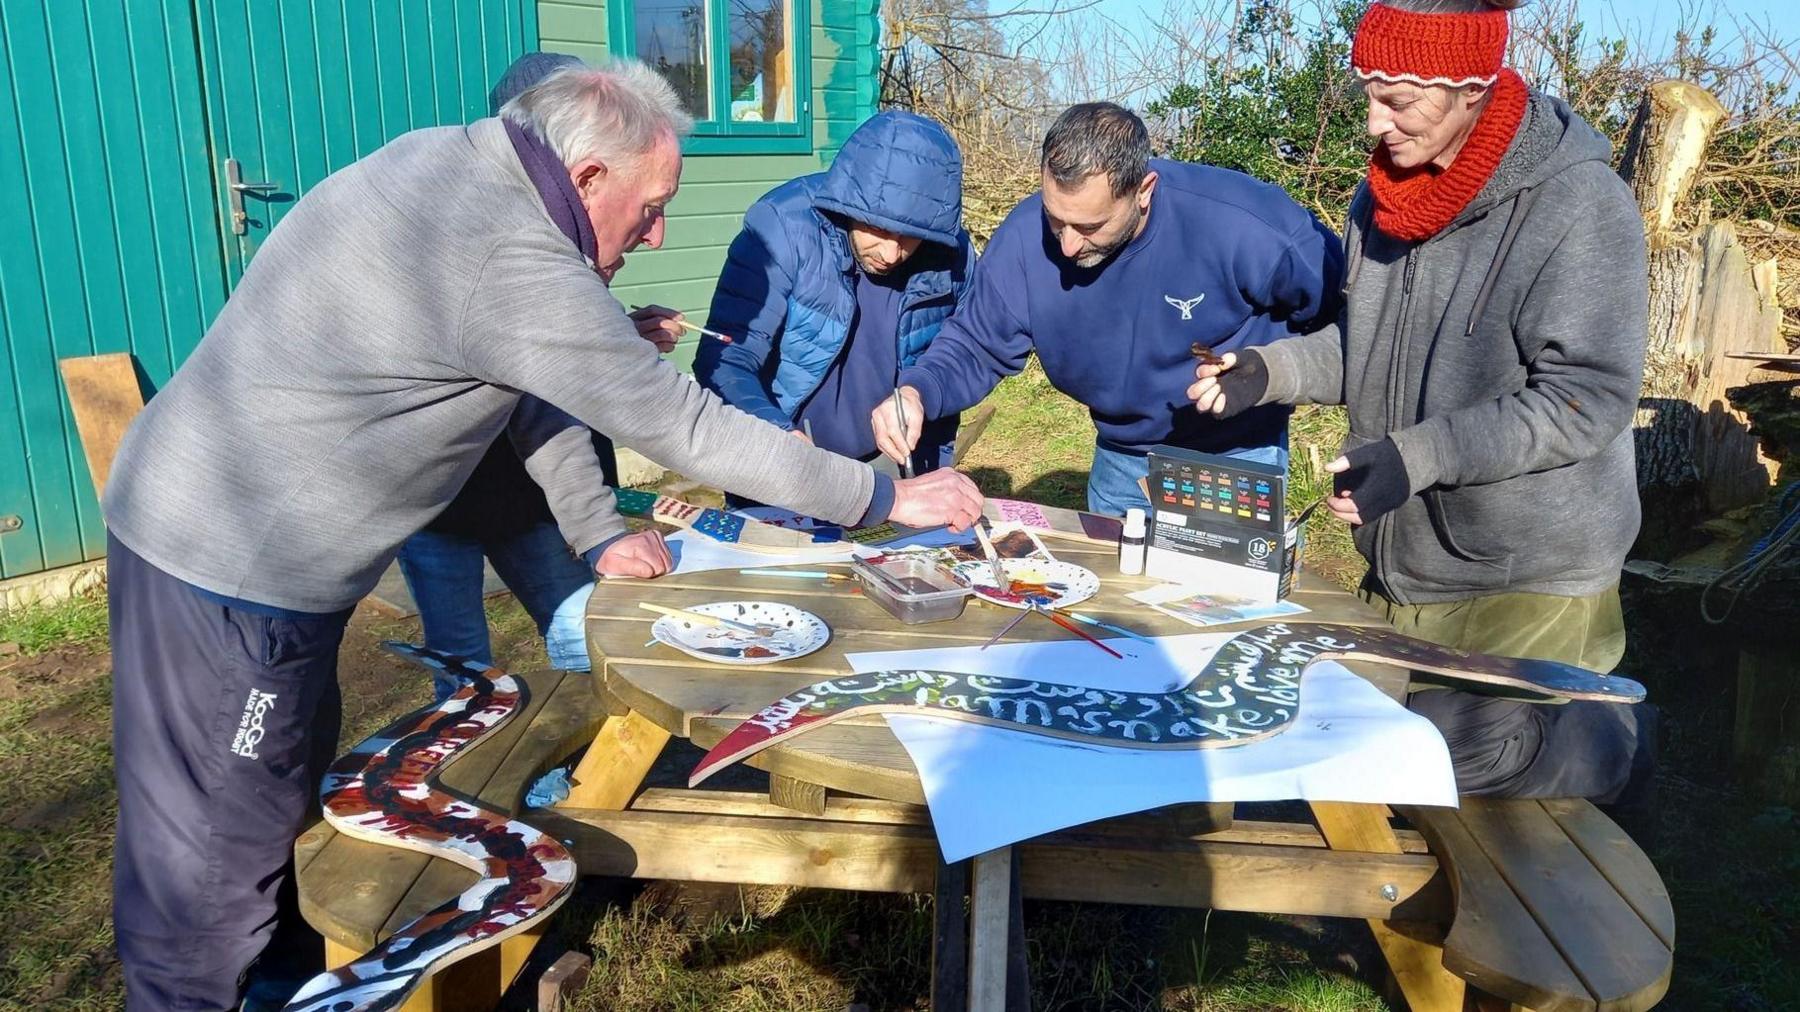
xmin=1100 ymin=0 xmax=1800 ymax=48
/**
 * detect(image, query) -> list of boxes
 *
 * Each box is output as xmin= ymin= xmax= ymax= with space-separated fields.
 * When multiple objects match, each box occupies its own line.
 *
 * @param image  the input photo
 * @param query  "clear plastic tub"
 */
xmin=852 ymin=554 xmax=971 ymax=624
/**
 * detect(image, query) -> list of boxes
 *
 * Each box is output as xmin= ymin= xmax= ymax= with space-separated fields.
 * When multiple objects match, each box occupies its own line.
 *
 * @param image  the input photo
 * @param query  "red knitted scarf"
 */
xmin=1365 ymin=69 xmax=1528 ymax=242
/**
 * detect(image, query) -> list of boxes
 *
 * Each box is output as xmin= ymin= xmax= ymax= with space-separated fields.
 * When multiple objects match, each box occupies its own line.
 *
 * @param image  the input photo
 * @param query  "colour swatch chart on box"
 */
xmin=1156 ymin=463 xmax=1278 ymax=527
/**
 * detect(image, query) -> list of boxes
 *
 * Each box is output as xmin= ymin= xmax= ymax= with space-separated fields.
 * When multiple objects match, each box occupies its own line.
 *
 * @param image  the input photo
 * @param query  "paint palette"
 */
xmin=650 ymin=601 xmax=830 ymax=666
xmin=951 ymin=559 xmax=1099 ymax=611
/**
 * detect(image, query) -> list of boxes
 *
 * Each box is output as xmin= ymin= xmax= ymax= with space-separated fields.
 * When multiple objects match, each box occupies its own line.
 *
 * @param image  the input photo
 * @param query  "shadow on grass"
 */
xmin=1618 ymin=584 xmax=1800 ymax=1010
xmin=549 ymin=879 xmax=1388 ymax=1012
xmin=966 ymin=466 xmax=1091 ymax=512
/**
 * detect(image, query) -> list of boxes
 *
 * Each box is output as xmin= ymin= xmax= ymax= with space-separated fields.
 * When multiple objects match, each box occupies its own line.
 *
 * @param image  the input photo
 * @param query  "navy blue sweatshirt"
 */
xmin=900 ymin=158 xmax=1344 ymax=455
xmin=796 ymin=264 xmax=908 ymax=459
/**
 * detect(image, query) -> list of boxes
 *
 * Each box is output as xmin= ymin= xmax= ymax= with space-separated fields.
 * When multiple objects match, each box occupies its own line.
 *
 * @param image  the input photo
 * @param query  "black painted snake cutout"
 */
xmin=691 ymin=622 xmax=1645 ymax=785
xmin=283 ymin=644 xmax=576 ymax=1011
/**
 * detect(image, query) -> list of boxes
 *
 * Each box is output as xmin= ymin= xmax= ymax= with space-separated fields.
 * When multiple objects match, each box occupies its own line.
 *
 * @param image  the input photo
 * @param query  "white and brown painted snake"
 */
xmin=283 ymin=644 xmax=575 ymax=1012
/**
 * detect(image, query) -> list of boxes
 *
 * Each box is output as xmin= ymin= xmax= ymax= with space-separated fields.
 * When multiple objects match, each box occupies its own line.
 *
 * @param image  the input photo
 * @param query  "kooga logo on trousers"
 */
xmin=232 ymin=689 xmax=280 ymax=760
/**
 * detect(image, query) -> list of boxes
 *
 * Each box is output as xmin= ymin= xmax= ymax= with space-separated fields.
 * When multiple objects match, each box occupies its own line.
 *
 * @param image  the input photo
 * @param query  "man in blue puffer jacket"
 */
xmin=695 ymin=111 xmax=975 ymax=479
xmin=870 ymin=102 xmax=1344 ymax=517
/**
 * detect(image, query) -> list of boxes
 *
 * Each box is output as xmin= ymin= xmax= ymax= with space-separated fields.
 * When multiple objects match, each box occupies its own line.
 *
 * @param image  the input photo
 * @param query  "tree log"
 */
xmin=1620 ymin=79 xmax=1727 ymax=239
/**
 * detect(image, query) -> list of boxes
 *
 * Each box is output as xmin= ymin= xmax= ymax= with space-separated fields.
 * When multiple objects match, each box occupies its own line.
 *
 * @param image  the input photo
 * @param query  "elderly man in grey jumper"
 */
xmin=101 ymin=59 xmax=982 ymax=1009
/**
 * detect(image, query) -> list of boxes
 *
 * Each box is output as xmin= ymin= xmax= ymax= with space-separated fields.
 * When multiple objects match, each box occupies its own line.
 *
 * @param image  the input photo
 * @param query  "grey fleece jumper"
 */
xmin=103 ymin=119 xmax=878 ymax=613
xmin=1257 ymin=91 xmax=1647 ymax=604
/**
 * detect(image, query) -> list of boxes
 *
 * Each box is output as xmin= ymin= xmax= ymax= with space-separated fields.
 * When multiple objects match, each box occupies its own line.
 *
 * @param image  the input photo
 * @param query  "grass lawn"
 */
xmin=1 ymin=369 xmax=1796 ymax=1009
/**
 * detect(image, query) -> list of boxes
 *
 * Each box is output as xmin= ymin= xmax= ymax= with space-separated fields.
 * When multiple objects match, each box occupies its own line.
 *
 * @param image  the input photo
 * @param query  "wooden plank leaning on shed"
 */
xmin=58 ymin=353 xmax=146 ymax=500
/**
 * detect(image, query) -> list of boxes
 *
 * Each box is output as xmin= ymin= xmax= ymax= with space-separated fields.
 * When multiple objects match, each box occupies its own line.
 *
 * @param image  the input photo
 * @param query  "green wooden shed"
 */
xmin=0 ymin=0 xmax=879 ymax=581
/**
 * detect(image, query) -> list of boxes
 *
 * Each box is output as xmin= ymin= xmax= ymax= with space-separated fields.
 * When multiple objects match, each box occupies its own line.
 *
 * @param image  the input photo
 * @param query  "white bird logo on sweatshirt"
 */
xmin=1164 ymin=294 xmax=1206 ymax=320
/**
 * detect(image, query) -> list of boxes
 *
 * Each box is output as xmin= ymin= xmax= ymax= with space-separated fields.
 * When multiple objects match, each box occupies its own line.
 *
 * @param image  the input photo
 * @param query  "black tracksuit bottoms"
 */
xmin=107 ymin=532 xmax=349 ymax=1010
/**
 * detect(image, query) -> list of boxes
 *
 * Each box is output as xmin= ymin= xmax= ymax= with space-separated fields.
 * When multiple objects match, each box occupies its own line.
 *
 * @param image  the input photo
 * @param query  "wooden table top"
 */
xmin=586 ymin=534 xmax=1399 ymax=803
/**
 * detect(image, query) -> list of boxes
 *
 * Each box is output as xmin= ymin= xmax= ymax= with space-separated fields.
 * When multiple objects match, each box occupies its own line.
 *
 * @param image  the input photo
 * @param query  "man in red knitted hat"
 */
xmin=1192 ymin=0 xmax=1657 ymax=812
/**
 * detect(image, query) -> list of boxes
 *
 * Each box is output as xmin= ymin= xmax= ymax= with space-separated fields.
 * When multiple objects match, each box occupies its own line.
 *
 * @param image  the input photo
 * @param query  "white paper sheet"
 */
xmin=659 ymin=529 xmax=860 ymax=575
xmin=847 ymin=634 xmax=1456 ymax=862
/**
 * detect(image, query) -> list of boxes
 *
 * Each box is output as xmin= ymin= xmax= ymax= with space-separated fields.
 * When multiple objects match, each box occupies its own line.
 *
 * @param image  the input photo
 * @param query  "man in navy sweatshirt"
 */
xmin=695 ymin=110 xmax=975 ymax=479
xmin=871 ymin=102 xmax=1344 ymax=515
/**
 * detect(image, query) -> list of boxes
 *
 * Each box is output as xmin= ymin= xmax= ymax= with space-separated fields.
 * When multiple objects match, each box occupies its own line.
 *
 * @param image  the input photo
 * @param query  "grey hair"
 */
xmin=500 ymin=59 xmax=694 ymax=176
xmin=1041 ymin=102 xmax=1151 ymax=199
xmin=1376 ymin=0 xmax=1525 ymax=11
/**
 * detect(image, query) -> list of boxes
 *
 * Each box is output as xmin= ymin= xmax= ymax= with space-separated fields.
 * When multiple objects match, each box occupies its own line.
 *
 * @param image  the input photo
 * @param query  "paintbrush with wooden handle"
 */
xmin=638 ymin=602 xmax=772 ymax=636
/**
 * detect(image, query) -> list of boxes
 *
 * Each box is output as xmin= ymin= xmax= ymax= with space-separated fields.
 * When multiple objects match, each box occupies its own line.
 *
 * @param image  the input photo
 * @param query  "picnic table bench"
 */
xmin=297 ymin=533 xmax=1672 ymax=1011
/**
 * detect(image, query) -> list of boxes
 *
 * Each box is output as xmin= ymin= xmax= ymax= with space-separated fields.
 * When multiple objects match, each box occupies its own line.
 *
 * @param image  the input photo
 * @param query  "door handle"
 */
xmin=225 ymin=157 xmax=280 ymax=235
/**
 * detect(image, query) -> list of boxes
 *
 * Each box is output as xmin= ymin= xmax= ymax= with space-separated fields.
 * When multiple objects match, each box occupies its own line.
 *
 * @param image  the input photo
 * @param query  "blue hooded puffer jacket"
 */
xmin=695 ymin=111 xmax=976 ymax=468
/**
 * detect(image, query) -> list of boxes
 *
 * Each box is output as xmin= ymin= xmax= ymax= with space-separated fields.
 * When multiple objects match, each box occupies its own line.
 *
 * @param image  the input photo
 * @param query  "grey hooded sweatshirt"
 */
xmin=103 ymin=118 xmax=880 ymax=614
xmin=1257 ymin=90 xmax=1648 ymax=604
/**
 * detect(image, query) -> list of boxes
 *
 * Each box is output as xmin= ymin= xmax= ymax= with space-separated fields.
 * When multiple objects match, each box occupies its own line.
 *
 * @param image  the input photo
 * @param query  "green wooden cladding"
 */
xmin=0 ymin=0 xmax=878 ymax=580
xmin=540 ymin=0 xmax=879 ymax=368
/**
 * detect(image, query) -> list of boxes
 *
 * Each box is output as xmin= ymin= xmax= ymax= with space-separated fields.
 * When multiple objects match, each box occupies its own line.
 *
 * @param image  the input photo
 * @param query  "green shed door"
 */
xmin=0 ymin=0 xmax=231 ymax=579
xmin=192 ymin=0 xmax=537 ymax=275
xmin=0 ymin=0 xmax=537 ymax=580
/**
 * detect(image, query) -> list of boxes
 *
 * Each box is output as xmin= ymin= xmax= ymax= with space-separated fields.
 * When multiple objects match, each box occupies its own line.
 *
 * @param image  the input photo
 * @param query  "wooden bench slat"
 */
xmin=1540 ymin=799 xmax=1675 ymax=950
xmin=1400 ymin=805 xmax=1591 ymax=1011
xmin=536 ymin=806 xmax=1451 ymax=921
xmin=298 ymin=670 xmax=570 ymax=951
xmin=1456 ymin=800 xmax=1671 ymax=1011
xmin=380 ymin=671 xmax=603 ymax=936
xmin=625 ymin=789 xmax=1431 ymax=852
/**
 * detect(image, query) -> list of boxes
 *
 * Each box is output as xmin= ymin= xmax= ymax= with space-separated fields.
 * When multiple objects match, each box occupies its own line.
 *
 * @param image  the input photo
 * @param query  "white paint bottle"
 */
xmin=1119 ymin=508 xmax=1147 ymax=576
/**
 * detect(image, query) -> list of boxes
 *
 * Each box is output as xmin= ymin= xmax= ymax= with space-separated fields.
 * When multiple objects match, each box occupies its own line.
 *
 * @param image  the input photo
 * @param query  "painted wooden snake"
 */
xmin=283 ymin=644 xmax=576 ymax=1012
xmin=690 ymin=621 xmax=1646 ymax=786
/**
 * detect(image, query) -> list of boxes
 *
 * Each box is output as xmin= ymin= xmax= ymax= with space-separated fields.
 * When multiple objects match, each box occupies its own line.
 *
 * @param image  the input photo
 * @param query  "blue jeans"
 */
xmin=396 ymin=522 xmax=596 ymax=698
xmin=1086 ymin=439 xmax=1291 ymax=517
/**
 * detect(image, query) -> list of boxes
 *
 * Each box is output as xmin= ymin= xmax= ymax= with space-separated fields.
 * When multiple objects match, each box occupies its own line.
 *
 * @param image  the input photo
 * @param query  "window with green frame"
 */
xmin=609 ymin=0 xmax=813 ymax=153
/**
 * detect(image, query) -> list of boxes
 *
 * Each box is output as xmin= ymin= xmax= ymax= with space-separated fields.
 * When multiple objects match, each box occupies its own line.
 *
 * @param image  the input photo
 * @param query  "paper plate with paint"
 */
xmin=651 ymin=601 xmax=830 ymax=665
xmin=951 ymin=559 xmax=1099 ymax=611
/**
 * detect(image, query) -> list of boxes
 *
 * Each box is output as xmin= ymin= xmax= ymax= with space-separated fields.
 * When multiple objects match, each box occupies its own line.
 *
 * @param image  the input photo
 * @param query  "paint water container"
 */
xmin=852 ymin=555 xmax=972 ymax=624
xmin=1119 ymin=508 xmax=1147 ymax=575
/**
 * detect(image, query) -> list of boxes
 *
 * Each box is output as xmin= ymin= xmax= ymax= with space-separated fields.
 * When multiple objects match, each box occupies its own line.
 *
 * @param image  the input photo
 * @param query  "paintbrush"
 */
xmin=979 ymin=606 xmax=1034 ymax=651
xmin=629 ymin=305 xmax=734 ymax=344
xmin=1190 ymin=342 xmax=1226 ymax=366
xmin=1287 ymin=496 xmax=1326 ymax=531
xmin=1034 ymin=604 xmax=1124 ymax=658
xmin=891 ymin=389 xmax=914 ymax=478
xmin=974 ymin=519 xmax=1004 ymax=596
xmin=637 ymin=602 xmax=771 ymax=636
xmin=1060 ymin=610 xmax=1155 ymax=644
xmin=737 ymin=568 xmax=852 ymax=581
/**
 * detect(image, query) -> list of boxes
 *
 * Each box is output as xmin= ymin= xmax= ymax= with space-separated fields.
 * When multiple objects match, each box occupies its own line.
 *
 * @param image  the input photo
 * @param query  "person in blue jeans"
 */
xmin=396 ymin=51 xmax=687 ymax=691
xmin=395 ymin=434 xmax=608 ymax=690
xmin=869 ymin=103 xmax=1344 ymax=516
xmin=695 ymin=110 xmax=977 ymax=489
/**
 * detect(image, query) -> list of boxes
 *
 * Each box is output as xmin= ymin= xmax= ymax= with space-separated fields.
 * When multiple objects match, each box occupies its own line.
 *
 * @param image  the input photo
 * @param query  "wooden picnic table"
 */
xmin=554 ymin=535 xmax=1480 ymax=1010
xmin=298 ymin=516 xmax=1673 ymax=1010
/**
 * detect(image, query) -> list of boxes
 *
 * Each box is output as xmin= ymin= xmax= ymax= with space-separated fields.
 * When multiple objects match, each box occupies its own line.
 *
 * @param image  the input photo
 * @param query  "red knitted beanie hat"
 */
xmin=1351 ymin=3 xmax=1510 ymax=88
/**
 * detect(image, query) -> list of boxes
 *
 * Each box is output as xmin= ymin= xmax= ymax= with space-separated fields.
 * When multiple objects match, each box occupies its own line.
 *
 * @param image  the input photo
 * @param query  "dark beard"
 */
xmin=1072 ymin=201 xmax=1144 ymax=268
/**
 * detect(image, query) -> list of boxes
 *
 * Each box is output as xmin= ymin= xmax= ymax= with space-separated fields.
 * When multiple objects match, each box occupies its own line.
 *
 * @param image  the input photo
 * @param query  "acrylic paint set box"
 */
xmin=1143 ymin=445 xmax=1300 ymax=602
